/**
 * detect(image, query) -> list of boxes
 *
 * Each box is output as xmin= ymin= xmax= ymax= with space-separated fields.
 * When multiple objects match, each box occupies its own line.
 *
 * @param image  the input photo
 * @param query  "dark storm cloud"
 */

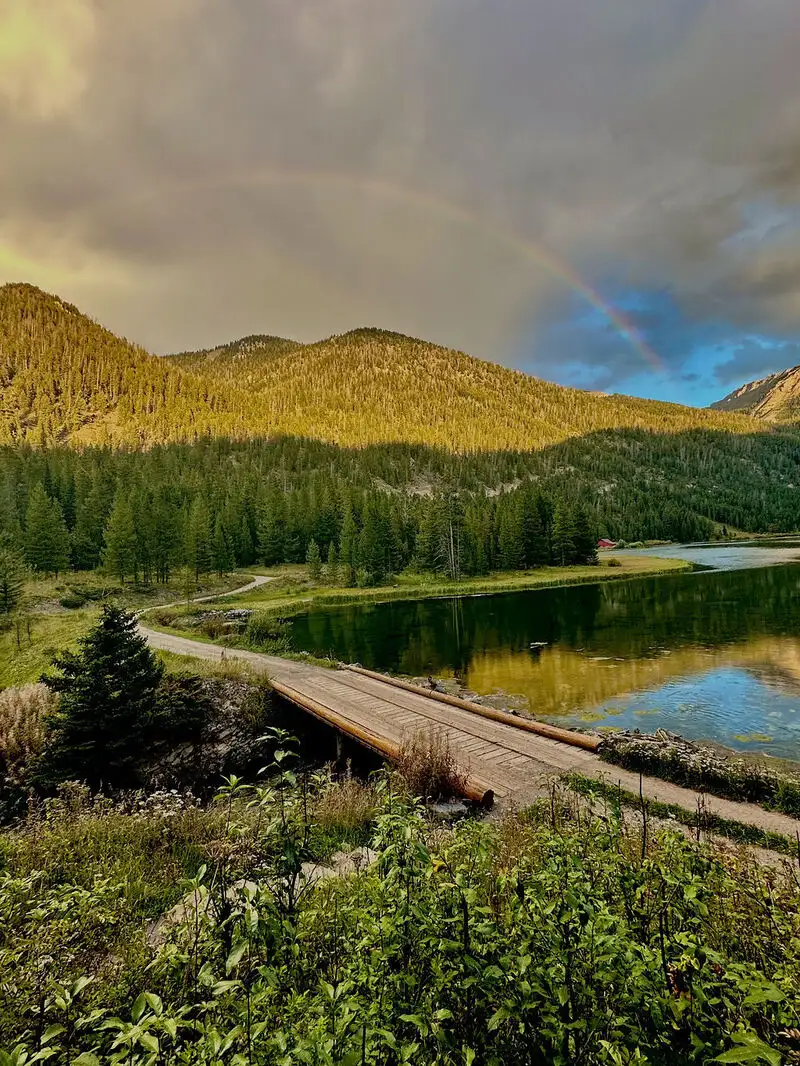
xmin=714 ymin=340 xmax=800 ymax=387
xmin=1 ymin=0 xmax=800 ymax=383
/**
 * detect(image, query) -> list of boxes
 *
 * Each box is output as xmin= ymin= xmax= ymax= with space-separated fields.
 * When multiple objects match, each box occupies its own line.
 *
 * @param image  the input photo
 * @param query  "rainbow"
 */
xmin=80 ymin=167 xmax=665 ymax=374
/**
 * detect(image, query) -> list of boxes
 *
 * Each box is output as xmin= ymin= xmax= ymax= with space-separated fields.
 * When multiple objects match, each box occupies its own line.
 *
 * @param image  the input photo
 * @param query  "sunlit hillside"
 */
xmin=0 ymin=283 xmax=769 ymax=453
xmin=170 ymin=326 xmax=760 ymax=453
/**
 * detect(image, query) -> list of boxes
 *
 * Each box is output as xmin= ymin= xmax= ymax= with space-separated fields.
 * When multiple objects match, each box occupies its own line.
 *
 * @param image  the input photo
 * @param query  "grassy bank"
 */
xmin=566 ymin=772 xmax=800 ymax=856
xmin=0 ymin=571 xmax=263 ymax=688
xmin=185 ymin=553 xmax=692 ymax=620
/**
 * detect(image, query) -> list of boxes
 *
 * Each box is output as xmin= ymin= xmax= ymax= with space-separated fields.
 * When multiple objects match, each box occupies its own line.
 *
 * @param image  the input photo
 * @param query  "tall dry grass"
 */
xmin=396 ymin=728 xmax=468 ymax=799
xmin=313 ymin=773 xmax=378 ymax=836
xmin=0 ymin=683 xmax=54 ymax=785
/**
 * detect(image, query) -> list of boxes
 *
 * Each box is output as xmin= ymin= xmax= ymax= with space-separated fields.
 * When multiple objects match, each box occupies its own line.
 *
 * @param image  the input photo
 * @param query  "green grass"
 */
xmin=564 ymin=772 xmax=799 ymax=857
xmin=0 ymin=571 xmax=265 ymax=689
xmin=0 ymin=610 xmax=96 ymax=687
xmin=194 ymin=555 xmax=692 ymax=620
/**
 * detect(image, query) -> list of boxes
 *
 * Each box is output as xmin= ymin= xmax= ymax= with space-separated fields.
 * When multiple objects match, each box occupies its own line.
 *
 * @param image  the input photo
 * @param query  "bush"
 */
xmin=245 ymin=612 xmax=293 ymax=652
xmin=396 ymin=728 xmax=467 ymax=799
xmin=59 ymin=594 xmax=85 ymax=609
xmin=606 ymin=557 xmax=622 ymax=567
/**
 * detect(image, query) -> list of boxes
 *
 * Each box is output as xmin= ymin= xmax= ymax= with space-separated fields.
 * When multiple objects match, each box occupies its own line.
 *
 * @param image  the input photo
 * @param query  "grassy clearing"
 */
xmin=0 ymin=609 xmax=95 ymax=687
xmin=1 ymin=571 xmax=262 ymax=688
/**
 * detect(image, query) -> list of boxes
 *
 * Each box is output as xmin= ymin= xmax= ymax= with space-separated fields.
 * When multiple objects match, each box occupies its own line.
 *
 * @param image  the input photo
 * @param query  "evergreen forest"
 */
xmin=2 ymin=282 xmax=800 ymax=588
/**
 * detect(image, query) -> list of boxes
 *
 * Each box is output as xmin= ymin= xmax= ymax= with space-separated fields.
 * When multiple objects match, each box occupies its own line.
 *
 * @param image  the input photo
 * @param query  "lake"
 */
xmin=289 ymin=544 xmax=800 ymax=759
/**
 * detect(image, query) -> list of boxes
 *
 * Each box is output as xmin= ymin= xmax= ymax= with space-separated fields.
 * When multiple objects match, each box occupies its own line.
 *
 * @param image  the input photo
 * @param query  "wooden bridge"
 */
xmin=137 ymin=621 xmax=800 ymax=840
xmin=137 ymin=578 xmax=800 ymax=835
xmin=140 ymin=622 xmax=603 ymax=804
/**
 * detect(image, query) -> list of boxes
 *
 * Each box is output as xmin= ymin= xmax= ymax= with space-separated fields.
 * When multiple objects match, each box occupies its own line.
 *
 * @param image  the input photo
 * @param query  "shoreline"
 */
xmin=216 ymin=554 xmax=693 ymax=619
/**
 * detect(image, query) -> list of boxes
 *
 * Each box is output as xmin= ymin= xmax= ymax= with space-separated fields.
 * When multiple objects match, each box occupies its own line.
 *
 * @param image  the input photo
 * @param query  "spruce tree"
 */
xmin=185 ymin=497 xmax=213 ymax=579
xmin=212 ymin=515 xmax=233 ymax=576
xmin=573 ymin=506 xmax=598 ymax=565
xmin=257 ymin=492 xmax=286 ymax=566
xmin=552 ymin=501 xmax=577 ymax=567
xmin=103 ymin=492 xmax=139 ymax=583
xmin=24 ymin=483 xmax=70 ymax=575
xmin=339 ymin=504 xmax=358 ymax=586
xmin=0 ymin=546 xmax=25 ymax=613
xmin=306 ymin=538 xmax=322 ymax=582
xmin=326 ymin=541 xmax=340 ymax=585
xmin=38 ymin=605 xmax=164 ymax=788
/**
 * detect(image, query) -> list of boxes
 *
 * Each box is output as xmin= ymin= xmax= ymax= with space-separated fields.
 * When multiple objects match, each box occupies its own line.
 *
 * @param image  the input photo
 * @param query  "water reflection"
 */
xmin=290 ymin=555 xmax=800 ymax=757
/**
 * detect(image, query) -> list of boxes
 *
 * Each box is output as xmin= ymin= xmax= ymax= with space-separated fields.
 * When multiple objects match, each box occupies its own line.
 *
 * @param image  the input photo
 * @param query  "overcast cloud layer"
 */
xmin=2 ymin=0 xmax=800 ymax=404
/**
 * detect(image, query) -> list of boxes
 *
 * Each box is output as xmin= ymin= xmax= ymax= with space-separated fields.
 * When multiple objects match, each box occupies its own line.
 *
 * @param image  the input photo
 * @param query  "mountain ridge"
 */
xmin=711 ymin=365 xmax=800 ymax=422
xmin=0 ymin=281 xmax=776 ymax=452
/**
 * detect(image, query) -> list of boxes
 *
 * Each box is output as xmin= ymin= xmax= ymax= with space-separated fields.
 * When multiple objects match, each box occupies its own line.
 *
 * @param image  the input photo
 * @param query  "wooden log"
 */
xmin=346 ymin=666 xmax=600 ymax=753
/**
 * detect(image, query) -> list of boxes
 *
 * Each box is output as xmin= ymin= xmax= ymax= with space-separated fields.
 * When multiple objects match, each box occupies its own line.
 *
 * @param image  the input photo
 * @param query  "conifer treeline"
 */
xmin=1 ymin=441 xmax=601 ymax=583
xmin=2 ymin=429 xmax=790 ymax=588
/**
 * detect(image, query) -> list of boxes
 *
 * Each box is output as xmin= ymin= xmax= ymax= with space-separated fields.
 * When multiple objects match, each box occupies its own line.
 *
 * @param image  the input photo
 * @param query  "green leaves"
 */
xmin=714 ymin=1030 xmax=782 ymax=1065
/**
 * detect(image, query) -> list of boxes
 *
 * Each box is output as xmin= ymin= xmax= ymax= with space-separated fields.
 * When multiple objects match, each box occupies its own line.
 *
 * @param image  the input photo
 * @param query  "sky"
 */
xmin=2 ymin=0 xmax=800 ymax=407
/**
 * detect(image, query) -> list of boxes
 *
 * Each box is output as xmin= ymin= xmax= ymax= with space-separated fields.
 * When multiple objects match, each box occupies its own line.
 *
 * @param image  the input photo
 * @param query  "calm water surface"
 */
xmin=290 ymin=544 xmax=800 ymax=758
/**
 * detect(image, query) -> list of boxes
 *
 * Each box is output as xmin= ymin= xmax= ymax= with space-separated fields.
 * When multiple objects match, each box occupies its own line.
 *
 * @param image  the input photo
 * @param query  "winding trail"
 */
xmin=137 ymin=575 xmax=800 ymax=837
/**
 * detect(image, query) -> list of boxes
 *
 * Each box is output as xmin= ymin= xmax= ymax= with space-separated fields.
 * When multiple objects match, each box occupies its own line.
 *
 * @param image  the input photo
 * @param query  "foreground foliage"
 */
xmin=1 ymin=767 xmax=799 ymax=1065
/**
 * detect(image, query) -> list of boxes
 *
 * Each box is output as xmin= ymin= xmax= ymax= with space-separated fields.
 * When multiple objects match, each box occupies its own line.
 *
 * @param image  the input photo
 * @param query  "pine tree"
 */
xmin=257 ymin=491 xmax=286 ymax=566
xmin=38 ymin=605 xmax=165 ymax=788
xmin=339 ymin=503 xmax=358 ymax=587
xmin=0 ymin=546 xmax=25 ymax=613
xmin=151 ymin=489 xmax=181 ymax=584
xmin=414 ymin=501 xmax=441 ymax=572
xmin=306 ymin=538 xmax=322 ymax=582
xmin=497 ymin=505 xmax=524 ymax=571
xmin=357 ymin=504 xmax=386 ymax=584
xmin=326 ymin=541 xmax=340 ymax=585
xmin=573 ymin=506 xmax=598 ymax=565
xmin=0 ymin=474 xmax=22 ymax=549
xmin=185 ymin=497 xmax=213 ymax=579
xmin=103 ymin=491 xmax=139 ymax=583
xmin=24 ymin=483 xmax=70 ymax=575
xmin=552 ymin=501 xmax=577 ymax=567
xmin=521 ymin=493 xmax=549 ymax=568
xmin=212 ymin=515 xmax=233 ymax=576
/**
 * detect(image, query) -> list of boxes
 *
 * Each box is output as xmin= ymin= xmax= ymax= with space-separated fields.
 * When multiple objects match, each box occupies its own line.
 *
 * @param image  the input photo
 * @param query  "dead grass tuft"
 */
xmin=313 ymin=773 xmax=378 ymax=835
xmin=396 ymin=728 xmax=468 ymax=800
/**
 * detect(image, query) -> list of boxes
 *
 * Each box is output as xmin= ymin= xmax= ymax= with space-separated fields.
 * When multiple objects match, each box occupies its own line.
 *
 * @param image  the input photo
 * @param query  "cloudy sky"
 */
xmin=2 ymin=0 xmax=800 ymax=406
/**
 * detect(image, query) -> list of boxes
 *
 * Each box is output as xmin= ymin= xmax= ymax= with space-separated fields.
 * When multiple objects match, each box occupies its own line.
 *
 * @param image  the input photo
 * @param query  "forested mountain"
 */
xmin=0 ymin=282 xmax=761 ymax=452
xmin=171 ymin=333 xmax=301 ymax=364
xmin=0 ymin=283 xmax=253 ymax=446
xmin=3 ymin=281 xmax=800 ymax=573
xmin=711 ymin=364 xmax=800 ymax=423
xmin=169 ymin=326 xmax=760 ymax=453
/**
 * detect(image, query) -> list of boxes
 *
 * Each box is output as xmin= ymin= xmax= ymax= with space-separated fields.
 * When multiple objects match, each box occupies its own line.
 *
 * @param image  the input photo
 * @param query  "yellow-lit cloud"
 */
xmin=0 ymin=0 xmax=96 ymax=120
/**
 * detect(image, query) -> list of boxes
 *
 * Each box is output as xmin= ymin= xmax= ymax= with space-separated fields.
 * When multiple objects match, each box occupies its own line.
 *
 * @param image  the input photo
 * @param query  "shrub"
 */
xmin=245 ymin=612 xmax=293 ymax=652
xmin=59 ymin=594 xmax=85 ymax=609
xmin=606 ymin=557 xmax=622 ymax=567
xmin=396 ymin=728 xmax=468 ymax=799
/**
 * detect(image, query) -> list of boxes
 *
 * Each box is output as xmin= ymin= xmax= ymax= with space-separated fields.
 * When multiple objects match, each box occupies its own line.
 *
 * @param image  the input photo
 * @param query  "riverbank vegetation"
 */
xmin=601 ymin=732 xmax=800 ymax=818
xmin=2 ymin=765 xmax=800 ymax=1064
